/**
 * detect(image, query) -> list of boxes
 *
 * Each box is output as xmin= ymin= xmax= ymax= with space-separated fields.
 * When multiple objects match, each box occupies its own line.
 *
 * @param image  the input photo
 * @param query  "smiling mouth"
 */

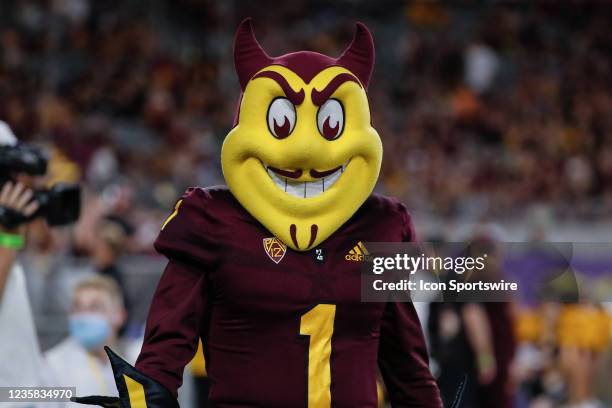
xmin=265 ymin=162 xmax=348 ymax=198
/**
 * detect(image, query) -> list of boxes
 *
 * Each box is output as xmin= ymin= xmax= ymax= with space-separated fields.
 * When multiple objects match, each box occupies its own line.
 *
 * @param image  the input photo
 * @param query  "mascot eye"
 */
xmin=267 ymin=98 xmax=296 ymax=139
xmin=317 ymin=99 xmax=344 ymax=140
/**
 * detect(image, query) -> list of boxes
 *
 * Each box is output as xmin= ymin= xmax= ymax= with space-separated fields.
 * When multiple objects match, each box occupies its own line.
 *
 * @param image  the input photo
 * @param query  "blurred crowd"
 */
xmin=1 ymin=1 xmax=612 ymax=236
xmin=1 ymin=1 xmax=611 ymax=407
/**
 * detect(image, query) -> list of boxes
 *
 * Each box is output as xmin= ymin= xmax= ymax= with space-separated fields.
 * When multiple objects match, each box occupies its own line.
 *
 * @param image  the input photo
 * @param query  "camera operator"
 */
xmin=0 ymin=121 xmax=47 ymax=389
xmin=0 ymin=120 xmax=80 ymax=394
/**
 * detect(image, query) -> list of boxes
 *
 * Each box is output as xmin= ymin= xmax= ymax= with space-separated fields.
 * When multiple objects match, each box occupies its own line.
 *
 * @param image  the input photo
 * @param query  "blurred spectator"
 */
xmin=90 ymin=215 xmax=134 ymax=306
xmin=556 ymin=303 xmax=610 ymax=408
xmin=45 ymin=275 xmax=128 ymax=401
xmin=428 ymin=236 xmax=516 ymax=408
xmin=464 ymin=42 xmax=499 ymax=94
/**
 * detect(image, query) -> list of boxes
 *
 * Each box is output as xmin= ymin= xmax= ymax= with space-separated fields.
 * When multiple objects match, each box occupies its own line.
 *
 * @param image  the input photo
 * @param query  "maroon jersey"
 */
xmin=136 ymin=186 xmax=442 ymax=407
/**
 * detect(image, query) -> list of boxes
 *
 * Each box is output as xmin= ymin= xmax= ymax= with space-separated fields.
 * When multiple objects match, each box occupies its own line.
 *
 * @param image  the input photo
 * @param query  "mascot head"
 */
xmin=221 ymin=18 xmax=382 ymax=251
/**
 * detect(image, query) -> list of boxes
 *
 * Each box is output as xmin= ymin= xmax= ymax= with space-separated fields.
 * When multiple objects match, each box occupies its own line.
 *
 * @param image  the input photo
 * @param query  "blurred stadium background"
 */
xmin=1 ymin=1 xmax=611 ymax=407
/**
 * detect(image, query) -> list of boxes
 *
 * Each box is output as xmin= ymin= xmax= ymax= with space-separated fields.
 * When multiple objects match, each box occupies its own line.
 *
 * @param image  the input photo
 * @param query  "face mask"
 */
xmin=69 ymin=312 xmax=112 ymax=350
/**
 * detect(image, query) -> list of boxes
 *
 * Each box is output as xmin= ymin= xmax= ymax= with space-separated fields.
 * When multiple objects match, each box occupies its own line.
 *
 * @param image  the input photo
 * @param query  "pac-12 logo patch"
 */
xmin=263 ymin=237 xmax=287 ymax=264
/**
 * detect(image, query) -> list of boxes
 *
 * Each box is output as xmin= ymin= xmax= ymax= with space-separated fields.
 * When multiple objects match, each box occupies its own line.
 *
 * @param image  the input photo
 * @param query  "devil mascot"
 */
xmin=73 ymin=19 xmax=444 ymax=408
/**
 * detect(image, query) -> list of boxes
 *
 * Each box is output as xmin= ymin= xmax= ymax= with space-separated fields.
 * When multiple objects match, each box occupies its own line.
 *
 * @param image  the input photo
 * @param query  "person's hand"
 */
xmin=0 ymin=181 xmax=38 ymax=301
xmin=476 ymin=351 xmax=497 ymax=385
xmin=0 ymin=181 xmax=39 ymax=234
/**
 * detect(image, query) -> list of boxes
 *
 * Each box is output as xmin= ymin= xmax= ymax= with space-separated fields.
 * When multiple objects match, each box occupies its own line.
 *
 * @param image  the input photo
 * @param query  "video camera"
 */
xmin=0 ymin=143 xmax=81 ymax=229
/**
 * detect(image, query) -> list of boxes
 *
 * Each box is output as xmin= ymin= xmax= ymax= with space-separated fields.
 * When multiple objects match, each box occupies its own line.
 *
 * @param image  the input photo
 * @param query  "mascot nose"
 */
xmin=285 ymin=131 xmax=327 ymax=168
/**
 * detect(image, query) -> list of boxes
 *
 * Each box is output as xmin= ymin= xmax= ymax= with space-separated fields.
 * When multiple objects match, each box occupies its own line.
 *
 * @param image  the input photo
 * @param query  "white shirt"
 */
xmin=45 ymin=337 xmax=118 ymax=406
xmin=0 ymin=263 xmax=47 ymax=388
xmin=0 ymin=263 xmax=51 ymax=408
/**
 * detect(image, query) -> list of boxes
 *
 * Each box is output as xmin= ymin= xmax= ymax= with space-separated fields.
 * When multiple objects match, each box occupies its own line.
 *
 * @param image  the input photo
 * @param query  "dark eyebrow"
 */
xmin=252 ymin=70 xmax=305 ymax=105
xmin=311 ymin=73 xmax=361 ymax=106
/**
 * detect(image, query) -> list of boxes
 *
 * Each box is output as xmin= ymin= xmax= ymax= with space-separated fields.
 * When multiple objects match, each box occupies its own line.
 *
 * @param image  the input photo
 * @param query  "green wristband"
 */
xmin=0 ymin=232 xmax=24 ymax=249
xmin=477 ymin=352 xmax=495 ymax=370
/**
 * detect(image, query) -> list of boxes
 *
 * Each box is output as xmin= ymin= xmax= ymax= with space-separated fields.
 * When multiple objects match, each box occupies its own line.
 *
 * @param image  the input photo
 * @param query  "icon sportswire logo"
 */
xmin=345 ymin=241 xmax=371 ymax=262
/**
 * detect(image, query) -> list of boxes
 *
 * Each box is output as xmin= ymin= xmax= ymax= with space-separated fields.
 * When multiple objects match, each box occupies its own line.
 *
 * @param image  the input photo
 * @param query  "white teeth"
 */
xmin=266 ymin=162 xmax=347 ymax=198
xmin=267 ymin=169 xmax=286 ymax=190
xmin=305 ymin=179 xmax=324 ymax=197
xmin=285 ymin=180 xmax=305 ymax=197
xmin=325 ymin=166 xmax=342 ymax=188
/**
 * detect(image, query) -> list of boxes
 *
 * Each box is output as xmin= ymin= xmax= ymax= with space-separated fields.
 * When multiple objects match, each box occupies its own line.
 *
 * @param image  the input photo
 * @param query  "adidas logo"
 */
xmin=345 ymin=241 xmax=371 ymax=262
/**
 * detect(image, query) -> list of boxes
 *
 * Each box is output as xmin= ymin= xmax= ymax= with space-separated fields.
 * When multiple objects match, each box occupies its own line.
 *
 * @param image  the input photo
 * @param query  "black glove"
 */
xmin=71 ymin=395 xmax=120 ymax=408
xmin=71 ymin=347 xmax=179 ymax=408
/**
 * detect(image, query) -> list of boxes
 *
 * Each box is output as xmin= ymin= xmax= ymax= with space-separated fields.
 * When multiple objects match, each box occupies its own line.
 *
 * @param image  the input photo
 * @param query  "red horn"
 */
xmin=336 ymin=22 xmax=375 ymax=88
xmin=233 ymin=18 xmax=273 ymax=90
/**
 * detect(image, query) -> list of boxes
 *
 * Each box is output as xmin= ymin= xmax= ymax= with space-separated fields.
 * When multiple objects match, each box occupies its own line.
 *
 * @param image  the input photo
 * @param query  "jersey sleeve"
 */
xmin=377 ymin=205 xmax=443 ymax=407
xmin=378 ymin=301 xmax=443 ymax=407
xmin=153 ymin=187 xmax=219 ymax=267
xmin=399 ymin=201 xmax=417 ymax=243
xmin=135 ymin=259 xmax=208 ymax=398
xmin=135 ymin=188 xmax=216 ymax=397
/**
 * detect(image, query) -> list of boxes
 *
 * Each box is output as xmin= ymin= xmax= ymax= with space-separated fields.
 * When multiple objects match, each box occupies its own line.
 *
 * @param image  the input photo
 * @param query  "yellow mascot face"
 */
xmin=222 ymin=19 xmax=382 ymax=251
